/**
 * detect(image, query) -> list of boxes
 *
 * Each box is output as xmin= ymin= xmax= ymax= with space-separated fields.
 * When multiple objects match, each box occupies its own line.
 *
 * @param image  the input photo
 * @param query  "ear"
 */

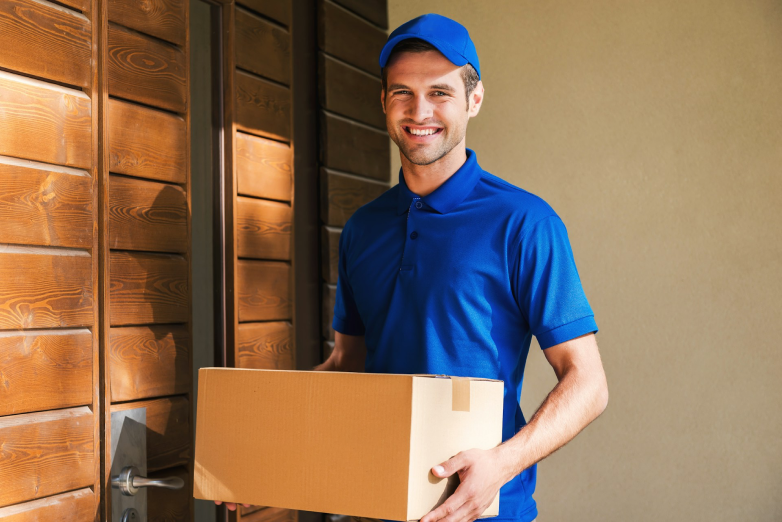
xmin=380 ymin=89 xmax=387 ymax=114
xmin=468 ymin=81 xmax=484 ymax=118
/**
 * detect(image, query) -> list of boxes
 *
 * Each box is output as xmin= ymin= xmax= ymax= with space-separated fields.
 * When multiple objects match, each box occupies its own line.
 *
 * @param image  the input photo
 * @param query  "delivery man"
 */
xmin=218 ymin=13 xmax=608 ymax=522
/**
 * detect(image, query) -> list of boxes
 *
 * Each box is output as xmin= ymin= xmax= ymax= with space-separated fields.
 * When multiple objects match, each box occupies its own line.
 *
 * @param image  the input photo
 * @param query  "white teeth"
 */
xmin=409 ymin=127 xmax=437 ymax=136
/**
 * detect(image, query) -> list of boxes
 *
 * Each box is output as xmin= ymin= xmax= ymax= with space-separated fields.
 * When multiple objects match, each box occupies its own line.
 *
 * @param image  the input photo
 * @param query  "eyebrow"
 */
xmin=387 ymin=83 xmax=457 ymax=92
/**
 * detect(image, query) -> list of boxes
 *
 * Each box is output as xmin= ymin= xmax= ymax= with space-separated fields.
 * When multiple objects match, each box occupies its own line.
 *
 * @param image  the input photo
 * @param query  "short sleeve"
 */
xmin=513 ymin=215 xmax=598 ymax=349
xmin=331 ymin=221 xmax=366 ymax=336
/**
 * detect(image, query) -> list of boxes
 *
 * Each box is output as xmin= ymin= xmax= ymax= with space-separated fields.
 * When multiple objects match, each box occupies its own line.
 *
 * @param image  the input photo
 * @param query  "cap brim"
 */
xmin=379 ymin=33 xmax=469 ymax=70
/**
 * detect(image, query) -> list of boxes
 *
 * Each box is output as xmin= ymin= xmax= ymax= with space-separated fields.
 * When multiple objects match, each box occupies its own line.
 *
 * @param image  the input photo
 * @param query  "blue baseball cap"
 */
xmin=379 ymin=13 xmax=481 ymax=79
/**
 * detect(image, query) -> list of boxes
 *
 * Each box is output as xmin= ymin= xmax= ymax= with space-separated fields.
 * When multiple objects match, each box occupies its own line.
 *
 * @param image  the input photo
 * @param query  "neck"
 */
xmin=401 ymin=140 xmax=467 ymax=197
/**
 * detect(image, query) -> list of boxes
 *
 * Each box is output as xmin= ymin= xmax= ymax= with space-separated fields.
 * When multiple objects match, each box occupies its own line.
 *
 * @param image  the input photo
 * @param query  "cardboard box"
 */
xmin=193 ymin=368 xmax=504 ymax=521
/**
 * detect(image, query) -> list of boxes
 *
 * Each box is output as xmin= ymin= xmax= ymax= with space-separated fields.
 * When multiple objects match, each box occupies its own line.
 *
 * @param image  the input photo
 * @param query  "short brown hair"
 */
xmin=381 ymin=38 xmax=480 ymax=105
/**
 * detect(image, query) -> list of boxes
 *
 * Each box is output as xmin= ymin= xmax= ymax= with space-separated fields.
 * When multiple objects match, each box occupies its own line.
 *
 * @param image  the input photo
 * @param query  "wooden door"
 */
xmin=104 ymin=1 xmax=193 ymax=519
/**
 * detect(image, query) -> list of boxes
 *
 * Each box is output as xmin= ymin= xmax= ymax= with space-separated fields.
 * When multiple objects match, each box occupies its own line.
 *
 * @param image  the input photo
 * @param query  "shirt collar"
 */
xmin=396 ymin=148 xmax=483 ymax=215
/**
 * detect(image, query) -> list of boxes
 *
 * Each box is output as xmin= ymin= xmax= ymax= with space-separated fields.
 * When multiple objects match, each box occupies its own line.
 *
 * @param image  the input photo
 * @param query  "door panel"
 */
xmin=236 ymin=132 xmax=292 ymax=201
xmin=109 ymin=175 xmax=188 ymax=253
xmin=0 ymin=489 xmax=95 ymax=521
xmin=237 ymin=321 xmax=294 ymax=370
xmin=0 ymin=330 xmax=92 ymax=417
xmin=0 ymin=407 xmax=94 ymax=508
xmin=109 ymin=325 xmax=191 ymax=402
xmin=108 ymin=99 xmax=187 ymax=183
xmin=0 ymin=0 xmax=91 ymax=88
xmin=0 ymin=158 xmax=92 ymax=249
xmin=0 ymin=72 xmax=92 ymax=169
xmin=108 ymin=0 xmax=187 ymax=46
xmin=235 ymin=70 xmax=292 ymax=141
xmin=107 ymin=22 xmax=187 ymax=113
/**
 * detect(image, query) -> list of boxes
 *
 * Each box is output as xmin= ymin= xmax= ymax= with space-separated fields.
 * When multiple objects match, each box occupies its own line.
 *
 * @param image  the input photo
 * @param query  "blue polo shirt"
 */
xmin=332 ymin=149 xmax=597 ymax=522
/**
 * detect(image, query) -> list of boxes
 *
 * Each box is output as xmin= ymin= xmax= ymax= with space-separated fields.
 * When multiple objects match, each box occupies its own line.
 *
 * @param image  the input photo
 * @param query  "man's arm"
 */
xmin=421 ymin=333 xmax=608 ymax=522
xmin=314 ymin=331 xmax=367 ymax=372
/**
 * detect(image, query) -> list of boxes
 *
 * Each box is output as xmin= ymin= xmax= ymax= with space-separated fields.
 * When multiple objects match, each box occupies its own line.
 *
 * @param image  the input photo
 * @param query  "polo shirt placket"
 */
xmin=399 ymin=197 xmax=423 ymax=272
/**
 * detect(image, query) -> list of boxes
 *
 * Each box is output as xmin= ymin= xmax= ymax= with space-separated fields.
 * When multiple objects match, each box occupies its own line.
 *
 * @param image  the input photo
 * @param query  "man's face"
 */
xmin=382 ymin=50 xmax=482 ymax=166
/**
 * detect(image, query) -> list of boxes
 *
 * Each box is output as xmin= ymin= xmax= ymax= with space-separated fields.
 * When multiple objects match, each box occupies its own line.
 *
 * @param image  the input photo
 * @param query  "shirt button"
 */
xmin=415 ymin=201 xmax=423 ymax=209
xmin=410 ymin=231 xmax=418 ymax=240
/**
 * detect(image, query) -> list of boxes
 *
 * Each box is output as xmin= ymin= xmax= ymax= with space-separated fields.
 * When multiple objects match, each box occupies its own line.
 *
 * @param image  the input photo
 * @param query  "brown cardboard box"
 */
xmin=193 ymin=368 xmax=504 ymax=521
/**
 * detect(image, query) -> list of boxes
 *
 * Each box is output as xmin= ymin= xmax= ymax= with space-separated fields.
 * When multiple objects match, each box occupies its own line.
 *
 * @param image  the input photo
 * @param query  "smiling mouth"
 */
xmin=404 ymin=126 xmax=443 ymax=137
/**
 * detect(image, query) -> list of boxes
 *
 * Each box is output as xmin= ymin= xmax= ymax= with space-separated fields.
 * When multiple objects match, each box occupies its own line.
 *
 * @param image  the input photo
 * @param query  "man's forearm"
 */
xmin=495 ymin=363 xmax=608 ymax=482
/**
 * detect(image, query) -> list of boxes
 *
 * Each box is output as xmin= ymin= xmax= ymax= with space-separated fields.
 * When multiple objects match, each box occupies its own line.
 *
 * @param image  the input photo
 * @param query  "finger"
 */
xmin=432 ymin=452 xmax=467 ymax=479
xmin=243 ymin=504 xmax=251 ymax=508
xmin=226 ymin=503 xmax=237 ymax=511
xmin=421 ymin=491 xmax=469 ymax=522
xmin=440 ymin=497 xmax=482 ymax=522
xmin=214 ymin=501 xmax=222 ymax=506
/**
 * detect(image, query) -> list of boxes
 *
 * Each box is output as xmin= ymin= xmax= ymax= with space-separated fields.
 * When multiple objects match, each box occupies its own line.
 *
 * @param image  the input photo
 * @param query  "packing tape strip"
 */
xmin=451 ymin=377 xmax=471 ymax=412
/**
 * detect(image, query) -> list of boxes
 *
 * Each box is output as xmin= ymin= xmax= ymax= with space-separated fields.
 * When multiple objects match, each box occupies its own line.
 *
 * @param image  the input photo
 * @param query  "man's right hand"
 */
xmin=313 ymin=332 xmax=367 ymax=372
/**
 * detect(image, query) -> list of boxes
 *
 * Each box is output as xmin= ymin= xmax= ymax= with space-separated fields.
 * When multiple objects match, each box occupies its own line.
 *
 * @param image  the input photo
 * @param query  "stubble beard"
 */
xmin=389 ymin=121 xmax=467 ymax=166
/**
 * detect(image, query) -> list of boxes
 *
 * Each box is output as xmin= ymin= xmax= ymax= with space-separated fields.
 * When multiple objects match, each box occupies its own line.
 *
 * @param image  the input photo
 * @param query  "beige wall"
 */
xmin=388 ymin=1 xmax=782 ymax=520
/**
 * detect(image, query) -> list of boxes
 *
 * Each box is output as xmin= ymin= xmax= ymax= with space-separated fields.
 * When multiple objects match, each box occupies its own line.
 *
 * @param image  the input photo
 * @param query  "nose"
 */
xmin=407 ymin=93 xmax=433 ymax=122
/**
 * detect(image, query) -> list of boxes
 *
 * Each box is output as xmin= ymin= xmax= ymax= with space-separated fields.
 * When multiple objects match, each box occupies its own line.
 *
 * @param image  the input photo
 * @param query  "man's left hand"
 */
xmin=420 ymin=447 xmax=508 ymax=522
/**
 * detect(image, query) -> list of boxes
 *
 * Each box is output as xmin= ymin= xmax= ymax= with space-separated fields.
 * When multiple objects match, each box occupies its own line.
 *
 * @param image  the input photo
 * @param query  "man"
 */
xmin=220 ymin=13 xmax=608 ymax=522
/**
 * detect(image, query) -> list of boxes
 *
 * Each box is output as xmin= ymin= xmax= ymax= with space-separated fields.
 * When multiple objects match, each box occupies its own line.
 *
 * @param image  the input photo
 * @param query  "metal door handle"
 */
xmin=112 ymin=466 xmax=184 ymax=496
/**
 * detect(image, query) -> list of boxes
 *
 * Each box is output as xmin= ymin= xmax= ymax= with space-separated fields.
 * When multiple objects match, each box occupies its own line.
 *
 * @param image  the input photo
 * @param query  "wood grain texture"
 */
xmin=321 ymin=225 xmax=340 ymax=284
xmin=322 ymin=283 xmax=336 ymax=341
xmin=235 ymin=70 xmax=291 ymax=141
xmin=109 ymin=251 xmax=188 ymax=326
xmin=319 ymin=54 xmax=384 ymax=129
xmin=109 ymin=98 xmax=186 ymax=183
xmin=108 ymin=0 xmax=186 ymax=46
xmin=237 ymin=260 xmax=291 ymax=322
xmin=0 ymin=0 xmax=91 ymax=88
xmin=236 ymin=0 xmax=290 ymax=26
xmin=111 ymin=397 xmax=189 ymax=471
xmin=53 ymin=0 xmax=90 ymax=12
xmin=0 ymin=330 xmax=92 ymax=417
xmin=0 ymin=249 xmax=93 ymax=330
xmin=236 ymin=8 xmax=291 ymax=86
xmin=147 ymin=466 xmax=190 ymax=522
xmin=319 ymin=0 xmax=385 ymax=76
xmin=237 ymin=321 xmax=293 ymax=369
xmin=332 ymin=0 xmax=387 ymax=28
xmin=109 ymin=175 xmax=187 ymax=253
xmin=237 ymin=197 xmax=291 ymax=260
xmin=320 ymin=110 xmax=390 ymax=181
xmin=0 ymin=72 xmax=91 ymax=169
xmin=0 ymin=159 xmax=92 ymax=249
xmin=320 ymin=168 xmax=388 ymax=227
xmin=109 ymin=325 xmax=190 ymax=402
xmin=0 ymin=488 xmax=95 ymax=521
xmin=236 ymin=132 xmax=292 ymax=201
xmin=108 ymin=22 xmax=186 ymax=113
xmin=0 ymin=407 xmax=93 ymax=508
